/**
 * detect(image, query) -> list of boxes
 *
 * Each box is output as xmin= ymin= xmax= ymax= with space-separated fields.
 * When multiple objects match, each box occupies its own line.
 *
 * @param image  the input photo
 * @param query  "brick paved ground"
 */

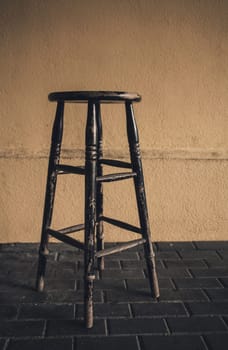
xmin=0 ymin=241 xmax=228 ymax=349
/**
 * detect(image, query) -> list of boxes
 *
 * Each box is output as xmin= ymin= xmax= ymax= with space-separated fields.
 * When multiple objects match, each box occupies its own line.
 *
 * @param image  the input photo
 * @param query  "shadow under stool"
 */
xmin=36 ymin=91 xmax=160 ymax=328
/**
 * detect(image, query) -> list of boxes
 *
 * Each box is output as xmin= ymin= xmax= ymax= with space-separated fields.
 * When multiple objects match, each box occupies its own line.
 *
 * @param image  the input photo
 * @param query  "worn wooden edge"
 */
xmin=1 ymin=148 xmax=228 ymax=160
xmin=48 ymin=91 xmax=141 ymax=103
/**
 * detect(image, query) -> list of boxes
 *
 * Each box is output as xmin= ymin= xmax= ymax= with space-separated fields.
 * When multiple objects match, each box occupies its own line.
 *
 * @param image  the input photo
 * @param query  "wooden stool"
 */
xmin=36 ymin=91 xmax=160 ymax=328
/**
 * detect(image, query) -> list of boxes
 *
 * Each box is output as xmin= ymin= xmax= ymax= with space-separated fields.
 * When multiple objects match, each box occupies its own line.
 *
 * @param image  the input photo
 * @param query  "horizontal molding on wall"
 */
xmin=0 ymin=148 xmax=228 ymax=160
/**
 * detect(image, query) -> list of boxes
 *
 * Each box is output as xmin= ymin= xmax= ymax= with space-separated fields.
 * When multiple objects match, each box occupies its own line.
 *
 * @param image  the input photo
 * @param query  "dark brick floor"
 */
xmin=1 ymin=241 xmax=228 ymax=349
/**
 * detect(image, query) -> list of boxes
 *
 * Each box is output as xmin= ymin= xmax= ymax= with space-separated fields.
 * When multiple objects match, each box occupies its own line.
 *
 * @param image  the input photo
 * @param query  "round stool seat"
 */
xmin=48 ymin=91 xmax=141 ymax=103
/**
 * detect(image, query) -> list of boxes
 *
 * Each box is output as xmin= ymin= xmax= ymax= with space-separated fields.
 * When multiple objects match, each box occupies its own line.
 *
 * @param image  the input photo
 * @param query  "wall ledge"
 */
xmin=0 ymin=148 xmax=228 ymax=160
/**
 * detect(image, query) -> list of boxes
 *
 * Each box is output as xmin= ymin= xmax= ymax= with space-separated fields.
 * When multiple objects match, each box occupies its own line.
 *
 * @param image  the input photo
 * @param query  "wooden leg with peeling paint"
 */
xmin=36 ymin=101 xmax=64 ymax=292
xmin=96 ymin=103 xmax=104 ymax=271
xmin=126 ymin=101 xmax=160 ymax=299
xmin=84 ymin=101 xmax=98 ymax=328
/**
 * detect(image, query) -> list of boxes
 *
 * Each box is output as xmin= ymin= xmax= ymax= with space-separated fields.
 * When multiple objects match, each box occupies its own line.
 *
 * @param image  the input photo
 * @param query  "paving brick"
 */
xmin=99 ymin=269 xmax=144 ymax=279
xmin=46 ymin=263 xmax=79 ymax=273
xmin=49 ymin=269 xmax=79 ymax=279
xmin=190 ymin=268 xmax=228 ymax=278
xmin=7 ymin=338 xmax=73 ymax=350
xmin=18 ymin=303 xmax=74 ymax=320
xmin=151 ymin=251 xmax=181 ymax=259
xmin=120 ymin=260 xmax=145 ymax=269
xmin=46 ymin=319 xmax=106 ymax=336
xmin=173 ymin=278 xmax=221 ymax=289
xmin=58 ymin=251 xmax=81 ymax=260
xmin=179 ymin=250 xmax=220 ymax=259
xmin=204 ymin=333 xmax=228 ymax=350
xmin=8 ymin=269 xmax=59 ymax=280
xmin=0 ymin=305 xmax=18 ymax=320
xmin=0 ymin=320 xmax=44 ymax=337
xmin=49 ymin=268 xmax=84 ymax=280
xmin=203 ymin=257 xmax=226 ymax=268
xmin=101 ymin=260 xmax=121 ymax=269
xmin=44 ymin=265 xmax=78 ymax=276
xmin=46 ymin=290 xmax=102 ymax=303
xmin=108 ymin=318 xmax=167 ymax=335
xmin=154 ymin=267 xmax=190 ymax=278
xmin=5 ymin=262 xmax=36 ymax=274
xmin=160 ymin=289 xmax=207 ymax=302
xmin=44 ymin=279 xmax=76 ymax=290
xmin=194 ymin=241 xmax=228 ymax=250
xmin=8 ymin=270 xmax=37 ymax=280
xmin=126 ymin=278 xmax=173 ymax=290
xmin=105 ymin=290 xmax=157 ymax=303
xmin=76 ymin=303 xmax=130 ymax=318
xmin=155 ymin=278 xmax=176 ymax=289
xmin=121 ymin=260 xmax=162 ymax=269
xmin=186 ymin=302 xmax=228 ymax=315
xmin=59 ymin=289 xmax=100 ymax=302
xmin=205 ymin=289 xmax=228 ymax=301
xmin=52 ymin=260 xmax=77 ymax=269
xmin=156 ymin=242 xmax=196 ymax=251
xmin=0 ymin=279 xmax=31 ymax=293
xmin=131 ymin=302 xmax=187 ymax=317
xmin=90 ymin=279 xmax=125 ymax=290
xmin=166 ymin=316 xmax=227 ymax=333
xmin=140 ymin=335 xmax=207 ymax=350
xmin=0 ymin=291 xmax=46 ymax=304
xmin=75 ymin=336 xmax=139 ymax=350
xmin=164 ymin=259 xmax=207 ymax=268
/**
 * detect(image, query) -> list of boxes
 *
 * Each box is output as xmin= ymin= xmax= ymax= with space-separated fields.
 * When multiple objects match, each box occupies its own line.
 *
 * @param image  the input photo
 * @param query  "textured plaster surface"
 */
xmin=0 ymin=158 xmax=227 ymax=243
xmin=0 ymin=0 xmax=228 ymax=242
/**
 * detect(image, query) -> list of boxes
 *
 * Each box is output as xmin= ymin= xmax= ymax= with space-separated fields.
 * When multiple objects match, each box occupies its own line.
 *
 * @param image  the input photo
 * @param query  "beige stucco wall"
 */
xmin=0 ymin=0 xmax=228 ymax=243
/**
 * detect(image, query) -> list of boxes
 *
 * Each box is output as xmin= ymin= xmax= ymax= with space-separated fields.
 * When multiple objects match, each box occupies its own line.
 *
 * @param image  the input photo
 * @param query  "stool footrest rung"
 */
xmin=96 ymin=172 xmax=136 ymax=183
xmin=95 ymin=238 xmax=146 ymax=258
xmin=100 ymin=159 xmax=132 ymax=169
xmin=101 ymin=216 xmax=141 ymax=234
xmin=59 ymin=223 xmax=85 ymax=234
xmin=56 ymin=164 xmax=85 ymax=175
xmin=48 ymin=228 xmax=85 ymax=250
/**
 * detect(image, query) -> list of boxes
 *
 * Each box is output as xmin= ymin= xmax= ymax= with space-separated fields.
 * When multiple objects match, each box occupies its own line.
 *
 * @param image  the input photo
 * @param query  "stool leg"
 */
xmin=126 ymin=102 xmax=160 ymax=299
xmin=96 ymin=103 xmax=104 ymax=271
xmin=84 ymin=102 xmax=98 ymax=328
xmin=36 ymin=101 xmax=64 ymax=292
